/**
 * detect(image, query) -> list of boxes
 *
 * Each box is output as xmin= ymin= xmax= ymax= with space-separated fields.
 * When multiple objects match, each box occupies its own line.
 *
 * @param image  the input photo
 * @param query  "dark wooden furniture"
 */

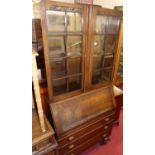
xmin=51 ymin=86 xmax=116 ymax=155
xmin=32 ymin=110 xmax=58 ymax=155
xmin=39 ymin=1 xmax=122 ymax=101
xmin=113 ymin=86 xmax=123 ymax=125
xmin=39 ymin=0 xmax=122 ymax=154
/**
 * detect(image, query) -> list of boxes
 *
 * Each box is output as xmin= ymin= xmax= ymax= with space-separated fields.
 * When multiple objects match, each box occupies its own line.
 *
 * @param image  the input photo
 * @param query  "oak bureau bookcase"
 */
xmin=39 ymin=0 xmax=122 ymax=154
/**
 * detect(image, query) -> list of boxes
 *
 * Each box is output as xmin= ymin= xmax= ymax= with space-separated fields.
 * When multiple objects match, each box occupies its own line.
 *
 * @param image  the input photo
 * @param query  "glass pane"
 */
xmin=118 ymin=64 xmax=123 ymax=77
xmin=106 ymin=16 xmax=120 ymax=34
xmin=46 ymin=10 xmax=65 ymax=32
xmin=48 ymin=36 xmax=65 ymax=58
xmin=101 ymin=69 xmax=112 ymax=81
xmin=94 ymin=34 xmax=116 ymax=54
xmin=103 ymin=56 xmax=113 ymax=68
xmin=68 ymin=57 xmax=81 ymax=75
xmin=96 ymin=15 xmax=120 ymax=34
xmin=96 ymin=15 xmax=108 ymax=33
xmin=69 ymin=76 xmax=81 ymax=91
xmin=104 ymin=35 xmax=116 ymax=53
xmin=117 ymin=46 xmax=123 ymax=77
xmin=92 ymin=72 xmax=101 ymax=84
xmin=52 ymin=78 xmax=67 ymax=96
xmin=92 ymin=69 xmax=112 ymax=84
xmin=67 ymin=36 xmax=82 ymax=56
xmin=51 ymin=60 xmax=66 ymax=79
xmin=67 ymin=12 xmax=82 ymax=32
xmin=93 ymin=56 xmax=102 ymax=71
xmin=94 ymin=35 xmax=104 ymax=54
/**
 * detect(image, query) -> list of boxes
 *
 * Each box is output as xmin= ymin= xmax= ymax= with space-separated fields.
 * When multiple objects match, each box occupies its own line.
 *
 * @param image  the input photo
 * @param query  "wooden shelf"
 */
xmin=93 ymin=67 xmax=113 ymax=73
xmin=50 ymin=55 xmax=82 ymax=61
xmin=48 ymin=32 xmax=83 ymax=36
xmin=52 ymin=73 xmax=82 ymax=81
xmin=95 ymin=33 xmax=118 ymax=35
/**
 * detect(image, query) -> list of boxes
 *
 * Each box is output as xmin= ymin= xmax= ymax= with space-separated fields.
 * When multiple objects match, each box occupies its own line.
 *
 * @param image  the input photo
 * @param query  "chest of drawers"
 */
xmin=50 ymin=86 xmax=116 ymax=155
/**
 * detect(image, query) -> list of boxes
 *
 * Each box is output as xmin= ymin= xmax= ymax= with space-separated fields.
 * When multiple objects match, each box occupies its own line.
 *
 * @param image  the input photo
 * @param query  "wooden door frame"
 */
xmin=87 ymin=5 xmax=122 ymax=90
xmin=39 ymin=0 xmax=88 ymax=102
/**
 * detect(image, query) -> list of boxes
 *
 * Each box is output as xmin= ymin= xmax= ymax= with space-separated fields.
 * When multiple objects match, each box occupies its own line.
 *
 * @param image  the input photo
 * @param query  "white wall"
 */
xmin=94 ymin=0 xmax=123 ymax=9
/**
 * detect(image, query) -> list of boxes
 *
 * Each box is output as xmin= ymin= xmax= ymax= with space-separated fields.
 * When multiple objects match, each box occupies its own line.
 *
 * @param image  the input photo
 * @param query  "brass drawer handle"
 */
xmin=68 ymin=144 xmax=74 ymax=149
xmin=104 ymin=137 xmax=109 ymax=141
xmin=104 ymin=125 xmax=108 ymax=129
xmin=68 ymin=136 xmax=74 ymax=141
xmin=105 ymin=117 xmax=110 ymax=121
xmin=103 ymin=133 xmax=107 ymax=137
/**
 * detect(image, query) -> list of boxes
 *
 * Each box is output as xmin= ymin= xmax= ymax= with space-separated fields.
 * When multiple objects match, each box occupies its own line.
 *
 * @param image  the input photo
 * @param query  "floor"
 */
xmin=81 ymin=110 xmax=123 ymax=155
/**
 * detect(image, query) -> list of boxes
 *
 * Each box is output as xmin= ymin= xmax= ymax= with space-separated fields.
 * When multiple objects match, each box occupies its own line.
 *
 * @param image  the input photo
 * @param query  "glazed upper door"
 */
xmin=89 ymin=7 xmax=122 ymax=87
xmin=40 ymin=1 xmax=87 ymax=101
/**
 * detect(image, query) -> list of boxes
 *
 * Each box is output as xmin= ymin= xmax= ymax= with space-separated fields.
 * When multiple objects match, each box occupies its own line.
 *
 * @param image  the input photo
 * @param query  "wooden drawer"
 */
xmin=58 ymin=123 xmax=112 ymax=154
xmin=64 ymin=130 xmax=111 ymax=155
xmin=32 ymin=138 xmax=58 ymax=155
xmin=58 ymin=113 xmax=114 ymax=147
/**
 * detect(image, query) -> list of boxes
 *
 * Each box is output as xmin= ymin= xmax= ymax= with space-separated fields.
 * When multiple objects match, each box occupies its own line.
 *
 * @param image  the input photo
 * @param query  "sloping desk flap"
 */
xmin=50 ymin=86 xmax=115 ymax=135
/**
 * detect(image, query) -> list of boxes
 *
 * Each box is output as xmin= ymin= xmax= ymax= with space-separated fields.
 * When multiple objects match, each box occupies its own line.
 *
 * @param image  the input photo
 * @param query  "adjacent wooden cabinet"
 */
xmin=39 ymin=1 xmax=122 ymax=154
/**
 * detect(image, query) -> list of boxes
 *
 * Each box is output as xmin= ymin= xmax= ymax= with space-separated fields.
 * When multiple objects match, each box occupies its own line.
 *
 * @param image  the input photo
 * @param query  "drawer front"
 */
xmin=33 ymin=138 xmax=58 ymax=155
xmin=33 ymin=139 xmax=50 ymax=151
xmin=58 ymin=123 xmax=113 ymax=154
xmin=58 ymin=113 xmax=114 ymax=146
xmin=64 ymin=130 xmax=111 ymax=155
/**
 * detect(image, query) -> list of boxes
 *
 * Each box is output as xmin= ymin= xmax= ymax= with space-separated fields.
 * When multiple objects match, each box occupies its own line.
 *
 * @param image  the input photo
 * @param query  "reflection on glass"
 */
xmin=94 ymin=35 xmax=104 ymax=54
xmin=92 ymin=69 xmax=112 ymax=84
xmin=53 ymin=78 xmax=67 ymax=96
xmin=118 ymin=64 xmax=123 ymax=77
xmin=93 ymin=56 xmax=102 ymax=71
xmin=46 ymin=10 xmax=65 ymax=32
xmin=92 ymin=34 xmax=115 ymax=84
xmin=94 ymin=35 xmax=116 ymax=54
xmin=104 ymin=35 xmax=116 ymax=53
xmin=104 ymin=56 xmax=113 ymax=68
xmin=48 ymin=36 xmax=65 ymax=58
xmin=46 ymin=10 xmax=83 ymax=95
xmin=117 ymin=46 xmax=123 ymax=78
xmin=96 ymin=15 xmax=120 ymax=34
xmin=51 ymin=60 xmax=66 ymax=79
xmin=67 ymin=36 xmax=82 ymax=55
xmin=68 ymin=57 xmax=81 ymax=75
xmin=96 ymin=15 xmax=108 ymax=33
xmin=69 ymin=76 xmax=81 ymax=91
xmin=67 ymin=12 xmax=82 ymax=32
xmin=102 ymin=69 xmax=112 ymax=81
xmin=106 ymin=16 xmax=120 ymax=34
